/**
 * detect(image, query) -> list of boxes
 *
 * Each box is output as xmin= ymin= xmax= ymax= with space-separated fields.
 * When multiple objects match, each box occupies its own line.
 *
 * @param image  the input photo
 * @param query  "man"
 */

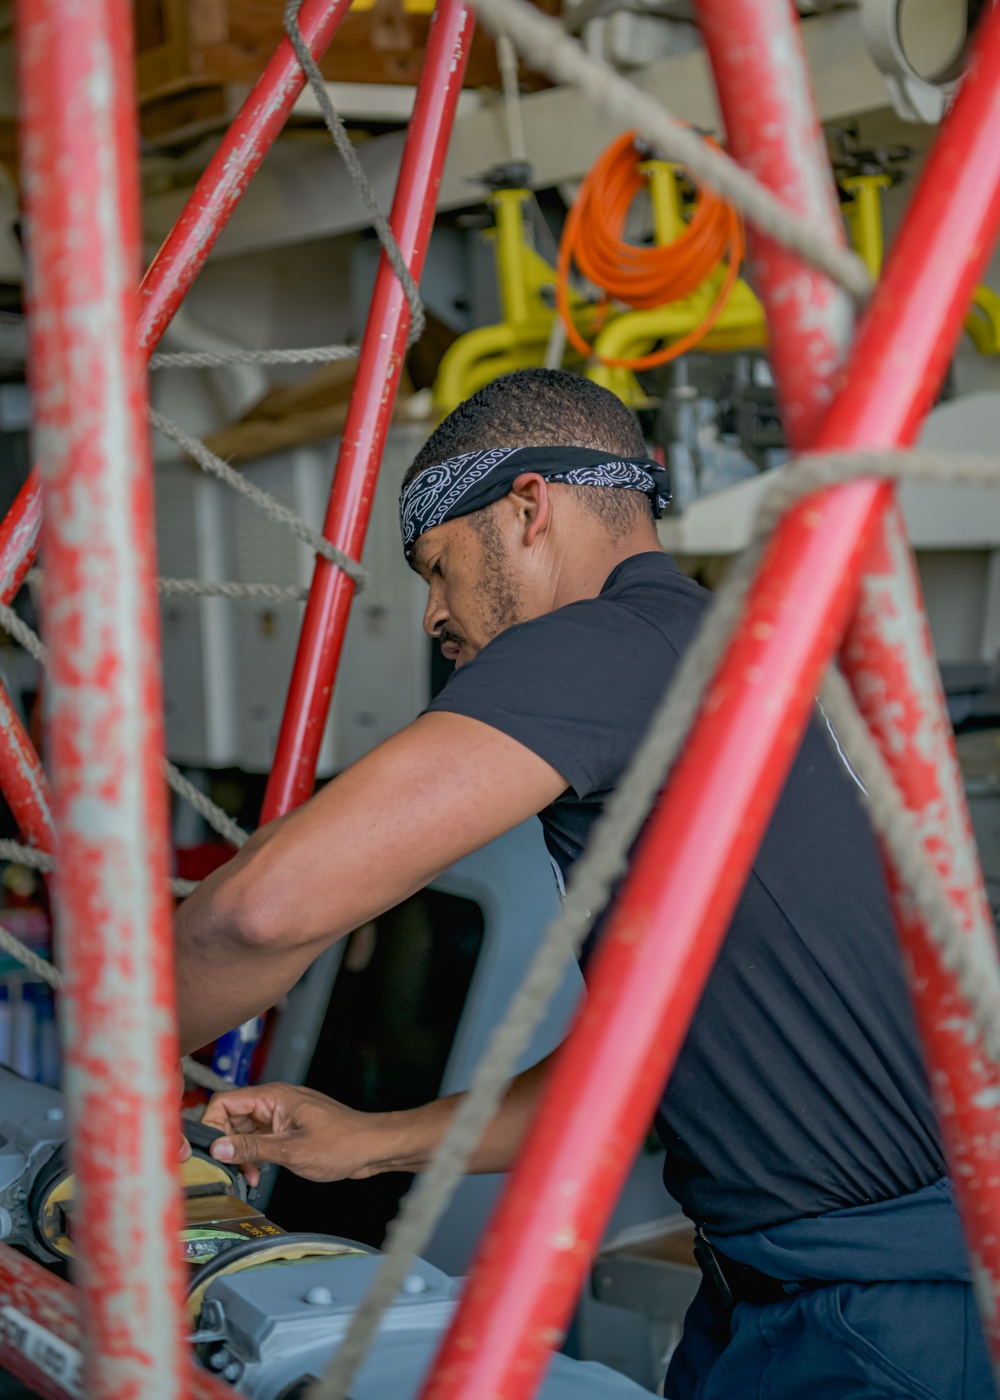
xmin=177 ymin=369 xmax=990 ymax=1398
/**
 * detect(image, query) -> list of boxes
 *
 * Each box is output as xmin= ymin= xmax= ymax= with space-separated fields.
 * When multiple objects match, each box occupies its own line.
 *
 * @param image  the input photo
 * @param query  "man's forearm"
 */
xmin=365 ymin=1057 xmax=553 ymax=1176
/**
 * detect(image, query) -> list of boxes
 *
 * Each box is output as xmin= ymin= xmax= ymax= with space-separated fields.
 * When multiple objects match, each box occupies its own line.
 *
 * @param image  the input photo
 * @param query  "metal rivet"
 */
xmin=304 ymin=1285 xmax=334 ymax=1306
xmin=402 ymin=1274 xmax=427 ymax=1294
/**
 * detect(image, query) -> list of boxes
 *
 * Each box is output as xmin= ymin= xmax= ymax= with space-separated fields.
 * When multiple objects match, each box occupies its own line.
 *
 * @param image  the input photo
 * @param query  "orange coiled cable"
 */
xmin=556 ymin=130 xmax=745 ymax=371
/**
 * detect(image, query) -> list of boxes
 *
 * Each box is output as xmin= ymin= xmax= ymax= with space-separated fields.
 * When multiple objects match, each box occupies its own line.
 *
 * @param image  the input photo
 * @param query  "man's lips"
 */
xmin=440 ymin=637 xmax=462 ymax=661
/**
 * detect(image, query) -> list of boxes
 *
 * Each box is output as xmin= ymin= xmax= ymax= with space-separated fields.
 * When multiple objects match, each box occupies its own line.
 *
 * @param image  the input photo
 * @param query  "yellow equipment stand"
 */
xmin=433 ymin=165 xmax=1000 ymax=419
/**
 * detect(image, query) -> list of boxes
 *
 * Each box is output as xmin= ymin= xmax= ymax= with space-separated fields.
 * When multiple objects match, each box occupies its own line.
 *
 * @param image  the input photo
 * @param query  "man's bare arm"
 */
xmin=200 ymin=1055 xmax=556 ymax=1185
xmin=174 ymin=711 xmax=566 ymax=1053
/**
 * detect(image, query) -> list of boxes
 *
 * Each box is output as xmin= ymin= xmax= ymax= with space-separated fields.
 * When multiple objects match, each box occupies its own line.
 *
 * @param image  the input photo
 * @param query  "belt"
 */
xmin=694 ymin=1225 xmax=794 ymax=1309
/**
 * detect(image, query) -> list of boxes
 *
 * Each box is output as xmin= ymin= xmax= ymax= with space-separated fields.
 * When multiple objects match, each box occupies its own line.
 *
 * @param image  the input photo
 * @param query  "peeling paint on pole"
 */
xmin=842 ymin=502 xmax=1000 ymax=1353
xmin=16 ymin=2 xmax=188 ymax=1398
xmin=693 ymin=0 xmax=854 ymax=450
xmin=0 ymin=1244 xmax=233 ymax=1400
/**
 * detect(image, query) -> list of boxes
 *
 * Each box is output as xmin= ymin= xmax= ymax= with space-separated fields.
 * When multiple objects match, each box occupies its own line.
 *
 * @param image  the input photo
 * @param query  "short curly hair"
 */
xmin=404 ymin=369 xmax=652 ymax=538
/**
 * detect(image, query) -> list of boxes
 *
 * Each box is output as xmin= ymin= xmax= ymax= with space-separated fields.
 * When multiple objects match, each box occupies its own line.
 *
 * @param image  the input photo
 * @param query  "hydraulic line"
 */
xmin=556 ymin=129 xmax=745 ymax=369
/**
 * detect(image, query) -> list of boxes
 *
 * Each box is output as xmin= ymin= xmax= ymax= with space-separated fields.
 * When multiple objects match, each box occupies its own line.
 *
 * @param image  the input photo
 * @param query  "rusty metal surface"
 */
xmin=0 ymin=1244 xmax=231 ymax=1400
xmin=17 ymin=1 xmax=189 ymax=1398
xmin=0 ymin=1243 xmax=81 ymax=1400
xmin=841 ymin=503 xmax=1000 ymax=1343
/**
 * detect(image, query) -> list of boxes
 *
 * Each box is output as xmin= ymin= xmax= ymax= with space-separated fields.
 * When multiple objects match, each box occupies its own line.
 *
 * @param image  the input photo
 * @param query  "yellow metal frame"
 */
xmin=434 ymin=167 xmax=766 ymax=416
xmin=841 ymin=171 xmax=1000 ymax=350
xmin=433 ymin=165 xmax=1000 ymax=420
xmin=433 ymin=189 xmax=600 ymax=415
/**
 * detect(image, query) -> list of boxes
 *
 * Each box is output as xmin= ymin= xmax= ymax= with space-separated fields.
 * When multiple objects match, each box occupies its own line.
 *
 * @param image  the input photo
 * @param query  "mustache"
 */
xmin=437 ymin=627 xmax=466 ymax=650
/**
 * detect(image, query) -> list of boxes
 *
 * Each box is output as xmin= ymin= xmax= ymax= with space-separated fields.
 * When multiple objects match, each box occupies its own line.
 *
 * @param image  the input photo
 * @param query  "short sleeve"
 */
xmin=425 ymin=599 xmax=679 ymax=799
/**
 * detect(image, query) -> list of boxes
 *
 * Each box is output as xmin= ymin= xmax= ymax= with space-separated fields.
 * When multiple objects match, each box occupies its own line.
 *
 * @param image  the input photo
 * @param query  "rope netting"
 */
xmin=0 ymin=0 xmax=420 ymax=1051
xmin=0 ymin=0 xmax=996 ymax=1394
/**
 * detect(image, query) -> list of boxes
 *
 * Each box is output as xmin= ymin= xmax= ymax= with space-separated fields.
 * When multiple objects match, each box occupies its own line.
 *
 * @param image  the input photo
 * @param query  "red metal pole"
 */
xmin=0 ymin=1244 xmax=232 ymax=1400
xmin=418 ymin=6 xmax=1000 ymax=1396
xmin=0 ymin=474 xmax=42 ymax=608
xmin=18 ymin=3 xmax=188 ymax=1399
xmin=0 ymin=683 xmax=53 ymax=850
xmin=0 ymin=0 xmax=356 ymax=620
xmin=0 ymin=0 xmax=356 ymax=856
xmin=261 ymin=0 xmax=475 ymax=820
xmin=695 ymin=0 xmax=853 ymax=446
xmin=0 ymin=476 xmax=48 ymax=862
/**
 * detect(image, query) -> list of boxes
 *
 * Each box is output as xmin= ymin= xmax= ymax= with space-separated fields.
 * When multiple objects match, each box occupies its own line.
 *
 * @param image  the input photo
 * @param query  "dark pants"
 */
xmin=665 ymin=1179 xmax=995 ymax=1400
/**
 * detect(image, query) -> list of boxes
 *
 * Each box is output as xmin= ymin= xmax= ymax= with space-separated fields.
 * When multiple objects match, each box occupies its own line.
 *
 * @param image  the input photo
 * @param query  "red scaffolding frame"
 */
xmin=0 ymin=0 xmax=999 ymax=1397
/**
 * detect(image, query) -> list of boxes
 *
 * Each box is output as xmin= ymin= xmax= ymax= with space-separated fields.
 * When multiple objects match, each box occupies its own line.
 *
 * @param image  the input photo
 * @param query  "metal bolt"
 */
xmin=304 ymin=1285 xmax=334 ymax=1306
xmin=223 ymin=1361 xmax=243 ymax=1383
xmin=208 ymin=1350 xmax=229 ymax=1371
xmin=402 ymin=1274 xmax=428 ymax=1294
xmin=201 ymin=1299 xmax=225 ymax=1331
xmin=46 ymin=1107 xmax=63 ymax=1121
xmin=0 ymin=1208 xmax=11 ymax=1240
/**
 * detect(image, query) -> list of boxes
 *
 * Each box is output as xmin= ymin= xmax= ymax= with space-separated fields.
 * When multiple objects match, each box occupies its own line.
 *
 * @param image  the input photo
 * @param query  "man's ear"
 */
xmin=508 ymin=473 xmax=550 ymax=546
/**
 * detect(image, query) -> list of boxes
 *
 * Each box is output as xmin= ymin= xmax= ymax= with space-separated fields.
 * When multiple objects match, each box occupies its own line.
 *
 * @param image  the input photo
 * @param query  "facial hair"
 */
xmin=471 ymin=505 xmax=524 ymax=646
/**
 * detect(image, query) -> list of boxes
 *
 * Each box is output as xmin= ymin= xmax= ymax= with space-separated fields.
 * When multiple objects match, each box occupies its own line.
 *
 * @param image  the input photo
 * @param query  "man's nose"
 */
xmin=423 ymin=590 xmax=448 ymax=638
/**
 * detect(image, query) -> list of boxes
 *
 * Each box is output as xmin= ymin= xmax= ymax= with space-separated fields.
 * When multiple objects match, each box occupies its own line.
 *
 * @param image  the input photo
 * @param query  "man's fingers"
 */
xmin=203 ymin=1090 xmax=272 ymax=1132
xmin=210 ymin=1131 xmax=290 ymax=1167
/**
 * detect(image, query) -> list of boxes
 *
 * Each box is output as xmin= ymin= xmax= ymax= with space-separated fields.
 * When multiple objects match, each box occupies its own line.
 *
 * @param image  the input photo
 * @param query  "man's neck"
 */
xmin=550 ymin=528 xmax=664 ymax=611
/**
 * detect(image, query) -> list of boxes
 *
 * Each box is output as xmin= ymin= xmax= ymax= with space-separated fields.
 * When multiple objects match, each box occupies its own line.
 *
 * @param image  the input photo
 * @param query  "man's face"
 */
xmin=412 ymin=506 xmax=527 ymax=668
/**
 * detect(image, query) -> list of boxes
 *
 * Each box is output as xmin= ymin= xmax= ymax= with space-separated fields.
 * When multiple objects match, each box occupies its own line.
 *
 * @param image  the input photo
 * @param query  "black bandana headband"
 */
xmin=399 ymin=445 xmax=672 ymax=560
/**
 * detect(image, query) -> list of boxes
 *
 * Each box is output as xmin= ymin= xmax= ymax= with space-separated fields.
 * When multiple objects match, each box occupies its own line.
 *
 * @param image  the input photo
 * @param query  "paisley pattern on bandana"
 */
xmin=399 ymin=445 xmax=672 ymax=560
xmin=399 ymin=447 xmax=520 ymax=550
xmin=552 ymin=461 xmax=661 ymax=493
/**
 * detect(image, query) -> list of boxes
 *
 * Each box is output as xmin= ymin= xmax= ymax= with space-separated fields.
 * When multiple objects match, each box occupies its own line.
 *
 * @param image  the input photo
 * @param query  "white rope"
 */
xmin=149 ymin=408 xmax=368 ymax=590
xmin=161 ymin=577 xmax=308 ymax=601
xmin=284 ymin=0 xmax=425 ymax=347
xmin=163 ymin=762 xmax=249 ymax=850
xmin=0 ymin=921 xmax=59 ymax=987
xmin=0 ymin=600 xmax=48 ymax=667
xmin=28 ymin=568 xmax=308 ymax=604
xmin=0 ymin=836 xmax=196 ymax=902
xmin=310 ymin=448 xmax=1000 ymax=1400
xmin=464 ymin=0 xmax=872 ymax=304
xmin=149 ymin=345 xmax=359 ymax=370
xmin=182 ymin=1055 xmax=234 ymax=1093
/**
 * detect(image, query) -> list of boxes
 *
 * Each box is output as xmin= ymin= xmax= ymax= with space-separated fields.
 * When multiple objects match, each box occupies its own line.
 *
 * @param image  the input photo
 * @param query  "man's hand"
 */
xmin=201 ymin=1056 xmax=555 ymax=1189
xmin=201 ymin=1083 xmax=400 ymax=1189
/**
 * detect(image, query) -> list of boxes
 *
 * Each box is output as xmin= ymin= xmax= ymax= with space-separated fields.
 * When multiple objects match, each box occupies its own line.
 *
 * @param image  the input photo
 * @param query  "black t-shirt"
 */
xmin=427 ymin=551 xmax=945 ymax=1235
